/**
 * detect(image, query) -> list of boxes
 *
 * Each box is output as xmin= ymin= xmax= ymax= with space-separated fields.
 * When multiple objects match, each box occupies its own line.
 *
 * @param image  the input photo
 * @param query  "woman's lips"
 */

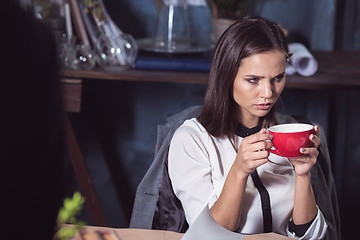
xmin=256 ymin=103 xmax=272 ymax=110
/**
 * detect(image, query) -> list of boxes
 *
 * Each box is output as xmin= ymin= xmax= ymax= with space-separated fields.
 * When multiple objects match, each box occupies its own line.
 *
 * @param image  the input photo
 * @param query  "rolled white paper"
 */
xmin=288 ymin=42 xmax=318 ymax=77
xmin=64 ymin=3 xmax=73 ymax=40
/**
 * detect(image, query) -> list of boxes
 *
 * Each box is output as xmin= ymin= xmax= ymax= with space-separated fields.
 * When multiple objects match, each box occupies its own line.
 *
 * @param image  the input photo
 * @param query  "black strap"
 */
xmin=251 ymin=169 xmax=272 ymax=233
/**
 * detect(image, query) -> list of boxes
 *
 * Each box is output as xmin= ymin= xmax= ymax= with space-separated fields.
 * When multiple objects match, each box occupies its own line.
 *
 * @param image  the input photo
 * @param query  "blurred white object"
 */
xmin=285 ymin=63 xmax=296 ymax=75
xmin=288 ymin=42 xmax=318 ymax=77
xmin=187 ymin=0 xmax=207 ymax=6
xmin=94 ymin=32 xmax=138 ymax=71
xmin=64 ymin=3 xmax=73 ymax=40
xmin=66 ymin=44 xmax=96 ymax=70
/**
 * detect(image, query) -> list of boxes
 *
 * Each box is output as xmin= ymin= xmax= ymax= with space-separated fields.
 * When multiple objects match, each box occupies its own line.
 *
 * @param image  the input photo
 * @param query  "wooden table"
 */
xmin=61 ymin=51 xmax=360 ymax=227
xmin=69 ymin=225 xmax=294 ymax=240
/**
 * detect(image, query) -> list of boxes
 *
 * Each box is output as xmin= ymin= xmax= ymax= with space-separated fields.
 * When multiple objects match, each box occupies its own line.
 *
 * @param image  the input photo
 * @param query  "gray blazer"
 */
xmin=130 ymin=105 xmax=341 ymax=240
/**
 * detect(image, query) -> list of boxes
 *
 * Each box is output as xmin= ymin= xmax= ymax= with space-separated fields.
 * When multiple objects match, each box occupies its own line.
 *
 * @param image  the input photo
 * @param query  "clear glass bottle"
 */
xmin=154 ymin=0 xmax=190 ymax=52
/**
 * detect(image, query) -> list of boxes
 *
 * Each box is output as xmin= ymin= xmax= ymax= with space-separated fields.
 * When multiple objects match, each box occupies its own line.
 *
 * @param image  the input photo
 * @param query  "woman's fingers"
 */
xmin=239 ymin=129 xmax=273 ymax=156
xmin=251 ymin=140 xmax=273 ymax=152
xmin=290 ymin=145 xmax=319 ymax=176
xmin=241 ymin=152 xmax=269 ymax=169
xmin=298 ymin=125 xmax=321 ymax=155
xmin=310 ymin=134 xmax=320 ymax=148
xmin=299 ymin=147 xmax=319 ymax=159
xmin=243 ymin=128 xmax=273 ymax=144
xmin=314 ymin=125 xmax=320 ymax=136
xmin=310 ymin=125 xmax=321 ymax=148
xmin=311 ymin=125 xmax=320 ymax=146
xmin=236 ymin=129 xmax=273 ymax=173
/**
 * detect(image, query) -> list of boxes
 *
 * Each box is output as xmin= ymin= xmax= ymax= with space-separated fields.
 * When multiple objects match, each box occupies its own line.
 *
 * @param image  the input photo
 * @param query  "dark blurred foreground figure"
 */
xmin=0 ymin=1 xmax=65 ymax=239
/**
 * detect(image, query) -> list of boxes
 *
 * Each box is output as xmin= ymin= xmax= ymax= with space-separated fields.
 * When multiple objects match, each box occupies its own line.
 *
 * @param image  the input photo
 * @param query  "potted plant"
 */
xmin=206 ymin=0 xmax=249 ymax=43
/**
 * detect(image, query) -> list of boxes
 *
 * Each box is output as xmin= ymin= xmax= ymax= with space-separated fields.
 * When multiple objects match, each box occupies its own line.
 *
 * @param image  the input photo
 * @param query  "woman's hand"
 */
xmin=211 ymin=128 xmax=273 ymax=230
xmin=288 ymin=125 xmax=321 ymax=177
xmin=234 ymin=128 xmax=273 ymax=177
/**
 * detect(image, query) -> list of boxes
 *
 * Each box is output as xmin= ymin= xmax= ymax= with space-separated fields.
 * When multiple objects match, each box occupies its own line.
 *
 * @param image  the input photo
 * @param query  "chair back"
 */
xmin=129 ymin=105 xmax=202 ymax=232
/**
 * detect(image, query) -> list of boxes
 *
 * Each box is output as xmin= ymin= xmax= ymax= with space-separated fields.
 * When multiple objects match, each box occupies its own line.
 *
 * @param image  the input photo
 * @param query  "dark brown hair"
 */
xmin=198 ymin=16 xmax=289 ymax=140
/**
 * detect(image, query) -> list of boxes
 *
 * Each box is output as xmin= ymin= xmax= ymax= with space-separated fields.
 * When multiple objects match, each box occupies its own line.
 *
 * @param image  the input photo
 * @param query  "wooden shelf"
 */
xmin=61 ymin=51 xmax=360 ymax=89
xmin=61 ymin=67 xmax=209 ymax=85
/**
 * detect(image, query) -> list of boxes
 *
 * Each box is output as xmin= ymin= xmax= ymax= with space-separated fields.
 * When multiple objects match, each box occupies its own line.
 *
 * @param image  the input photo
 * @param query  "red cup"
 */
xmin=268 ymin=123 xmax=315 ymax=158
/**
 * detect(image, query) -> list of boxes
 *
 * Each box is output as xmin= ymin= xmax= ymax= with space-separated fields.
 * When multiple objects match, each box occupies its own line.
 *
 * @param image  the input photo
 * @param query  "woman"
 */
xmin=168 ymin=17 xmax=328 ymax=239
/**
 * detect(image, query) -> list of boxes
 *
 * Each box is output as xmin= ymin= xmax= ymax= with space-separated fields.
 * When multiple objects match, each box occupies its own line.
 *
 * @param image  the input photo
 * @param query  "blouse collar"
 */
xmin=235 ymin=121 xmax=263 ymax=138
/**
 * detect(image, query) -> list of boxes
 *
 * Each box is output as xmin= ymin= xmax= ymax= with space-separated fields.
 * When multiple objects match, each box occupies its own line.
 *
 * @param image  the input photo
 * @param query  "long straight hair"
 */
xmin=198 ymin=16 xmax=290 ymax=140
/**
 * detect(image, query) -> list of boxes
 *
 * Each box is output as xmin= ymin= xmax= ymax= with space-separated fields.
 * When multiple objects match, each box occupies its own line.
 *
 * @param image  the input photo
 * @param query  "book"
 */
xmin=133 ymin=57 xmax=211 ymax=72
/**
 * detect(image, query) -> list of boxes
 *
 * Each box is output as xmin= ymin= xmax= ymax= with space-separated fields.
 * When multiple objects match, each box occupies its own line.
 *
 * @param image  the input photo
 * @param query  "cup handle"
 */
xmin=266 ymin=136 xmax=286 ymax=164
xmin=266 ymin=128 xmax=279 ymax=156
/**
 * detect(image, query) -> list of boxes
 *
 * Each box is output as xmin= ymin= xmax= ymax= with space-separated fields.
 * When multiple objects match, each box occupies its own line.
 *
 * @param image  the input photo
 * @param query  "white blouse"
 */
xmin=168 ymin=118 xmax=327 ymax=239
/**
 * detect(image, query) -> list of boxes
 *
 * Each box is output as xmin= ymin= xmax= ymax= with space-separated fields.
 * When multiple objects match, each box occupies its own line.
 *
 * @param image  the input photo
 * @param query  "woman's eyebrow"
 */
xmin=245 ymin=72 xmax=286 ymax=78
xmin=272 ymin=72 xmax=286 ymax=79
xmin=245 ymin=74 xmax=265 ymax=78
xmin=276 ymin=72 xmax=286 ymax=77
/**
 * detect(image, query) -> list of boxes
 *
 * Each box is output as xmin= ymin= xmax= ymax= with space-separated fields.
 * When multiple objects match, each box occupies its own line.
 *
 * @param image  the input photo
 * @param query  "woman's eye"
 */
xmin=273 ymin=74 xmax=285 ymax=82
xmin=247 ymin=78 xmax=259 ymax=84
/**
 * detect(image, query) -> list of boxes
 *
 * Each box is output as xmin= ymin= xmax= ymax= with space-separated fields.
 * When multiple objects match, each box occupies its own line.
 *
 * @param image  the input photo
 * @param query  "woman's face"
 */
xmin=233 ymin=50 xmax=286 ymax=128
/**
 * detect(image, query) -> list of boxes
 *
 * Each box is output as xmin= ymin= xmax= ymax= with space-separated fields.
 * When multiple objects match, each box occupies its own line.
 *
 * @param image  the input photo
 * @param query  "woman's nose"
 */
xmin=260 ymin=81 xmax=273 ymax=98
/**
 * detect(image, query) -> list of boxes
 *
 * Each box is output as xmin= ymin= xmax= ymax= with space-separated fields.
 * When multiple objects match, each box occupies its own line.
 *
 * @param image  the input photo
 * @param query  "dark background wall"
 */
xmin=62 ymin=0 xmax=360 ymax=239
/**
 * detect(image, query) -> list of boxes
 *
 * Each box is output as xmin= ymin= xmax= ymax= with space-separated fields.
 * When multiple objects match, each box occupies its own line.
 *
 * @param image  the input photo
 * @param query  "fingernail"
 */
xmin=269 ymin=134 xmax=273 ymax=139
xmin=300 ymin=148 xmax=306 ymax=153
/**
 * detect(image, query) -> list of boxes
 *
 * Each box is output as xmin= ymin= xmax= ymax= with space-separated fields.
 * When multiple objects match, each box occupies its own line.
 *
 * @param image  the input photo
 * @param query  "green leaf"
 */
xmin=76 ymin=221 xmax=86 ymax=228
xmin=55 ymin=191 xmax=86 ymax=240
xmin=56 ymin=227 xmax=78 ymax=240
